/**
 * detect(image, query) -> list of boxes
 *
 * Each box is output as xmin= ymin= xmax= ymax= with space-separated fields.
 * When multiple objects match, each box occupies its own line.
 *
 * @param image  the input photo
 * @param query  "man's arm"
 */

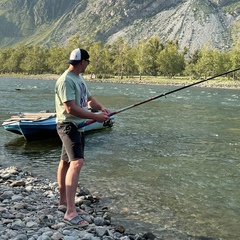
xmin=63 ymin=100 xmax=109 ymax=122
xmin=87 ymin=96 xmax=110 ymax=115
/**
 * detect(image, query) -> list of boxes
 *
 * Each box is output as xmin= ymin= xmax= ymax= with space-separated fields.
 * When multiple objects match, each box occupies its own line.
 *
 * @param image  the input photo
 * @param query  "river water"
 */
xmin=0 ymin=77 xmax=239 ymax=239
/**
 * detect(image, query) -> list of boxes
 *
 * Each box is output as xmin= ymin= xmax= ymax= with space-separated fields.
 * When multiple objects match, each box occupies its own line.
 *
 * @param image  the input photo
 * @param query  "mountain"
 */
xmin=0 ymin=0 xmax=240 ymax=53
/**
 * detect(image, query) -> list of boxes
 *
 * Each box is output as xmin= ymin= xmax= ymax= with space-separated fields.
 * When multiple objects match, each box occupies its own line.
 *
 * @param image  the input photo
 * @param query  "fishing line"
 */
xmin=78 ymin=67 xmax=240 ymax=128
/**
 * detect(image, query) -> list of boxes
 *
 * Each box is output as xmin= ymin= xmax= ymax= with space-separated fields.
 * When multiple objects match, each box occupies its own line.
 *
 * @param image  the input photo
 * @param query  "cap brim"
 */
xmin=67 ymin=60 xmax=81 ymax=64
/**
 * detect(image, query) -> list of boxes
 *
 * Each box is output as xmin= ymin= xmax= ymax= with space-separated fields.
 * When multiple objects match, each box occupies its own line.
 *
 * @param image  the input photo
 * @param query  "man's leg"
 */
xmin=57 ymin=159 xmax=69 ymax=206
xmin=64 ymin=158 xmax=84 ymax=220
xmin=57 ymin=123 xmax=87 ymax=223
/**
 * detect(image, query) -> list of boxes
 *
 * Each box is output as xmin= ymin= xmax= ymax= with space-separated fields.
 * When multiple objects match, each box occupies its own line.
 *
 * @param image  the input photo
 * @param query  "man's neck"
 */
xmin=68 ymin=65 xmax=82 ymax=75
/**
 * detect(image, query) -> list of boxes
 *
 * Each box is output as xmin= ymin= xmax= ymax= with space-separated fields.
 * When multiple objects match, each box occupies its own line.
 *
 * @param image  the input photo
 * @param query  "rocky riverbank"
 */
xmin=0 ymin=166 xmax=156 ymax=240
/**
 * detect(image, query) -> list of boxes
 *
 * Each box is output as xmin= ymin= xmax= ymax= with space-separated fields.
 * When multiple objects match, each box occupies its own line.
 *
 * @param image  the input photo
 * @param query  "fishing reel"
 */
xmin=89 ymin=108 xmax=114 ymax=127
xmin=103 ymin=118 xmax=114 ymax=127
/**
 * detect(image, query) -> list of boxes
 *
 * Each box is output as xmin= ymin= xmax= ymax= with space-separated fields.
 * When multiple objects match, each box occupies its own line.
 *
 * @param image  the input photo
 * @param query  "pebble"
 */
xmin=0 ymin=166 xmax=157 ymax=240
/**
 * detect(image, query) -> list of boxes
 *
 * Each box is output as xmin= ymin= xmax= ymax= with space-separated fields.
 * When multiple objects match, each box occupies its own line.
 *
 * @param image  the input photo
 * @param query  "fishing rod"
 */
xmin=78 ymin=67 xmax=240 ymax=128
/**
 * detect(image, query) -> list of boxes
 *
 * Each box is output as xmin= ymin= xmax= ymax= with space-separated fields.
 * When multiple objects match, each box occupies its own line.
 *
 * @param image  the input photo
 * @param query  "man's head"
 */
xmin=67 ymin=48 xmax=90 ymax=65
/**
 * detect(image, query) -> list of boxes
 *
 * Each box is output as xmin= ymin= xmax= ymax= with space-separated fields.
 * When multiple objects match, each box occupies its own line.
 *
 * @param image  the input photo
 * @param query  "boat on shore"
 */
xmin=2 ymin=111 xmax=114 ymax=141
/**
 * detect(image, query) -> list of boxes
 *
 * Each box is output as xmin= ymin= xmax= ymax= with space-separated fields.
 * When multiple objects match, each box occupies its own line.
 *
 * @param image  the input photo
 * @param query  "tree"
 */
xmin=0 ymin=48 xmax=12 ymax=73
xmin=229 ymin=41 xmax=240 ymax=80
xmin=144 ymin=36 xmax=164 ymax=76
xmin=157 ymin=41 xmax=185 ymax=77
xmin=192 ymin=45 xmax=226 ymax=79
xmin=123 ymin=45 xmax=136 ymax=78
xmin=66 ymin=35 xmax=82 ymax=50
xmin=7 ymin=45 xmax=28 ymax=73
xmin=133 ymin=38 xmax=148 ymax=80
xmin=46 ymin=45 xmax=68 ymax=74
xmin=88 ymin=41 xmax=105 ymax=78
xmin=20 ymin=46 xmax=48 ymax=74
xmin=101 ymin=44 xmax=115 ymax=78
xmin=111 ymin=37 xmax=132 ymax=79
xmin=184 ymin=49 xmax=201 ymax=78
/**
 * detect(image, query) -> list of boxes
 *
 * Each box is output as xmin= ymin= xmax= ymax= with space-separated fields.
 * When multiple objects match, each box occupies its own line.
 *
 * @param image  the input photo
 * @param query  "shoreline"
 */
xmin=0 ymin=165 xmax=205 ymax=240
xmin=1 ymin=73 xmax=240 ymax=89
xmin=0 ymin=165 xmax=157 ymax=240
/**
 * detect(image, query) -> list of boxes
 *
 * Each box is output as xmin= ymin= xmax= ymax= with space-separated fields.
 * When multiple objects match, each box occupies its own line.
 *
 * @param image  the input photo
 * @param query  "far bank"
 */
xmin=1 ymin=73 xmax=240 ymax=89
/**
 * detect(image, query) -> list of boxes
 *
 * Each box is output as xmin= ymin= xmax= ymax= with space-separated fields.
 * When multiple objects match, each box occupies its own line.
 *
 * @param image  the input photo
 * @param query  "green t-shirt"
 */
xmin=55 ymin=70 xmax=91 ymax=128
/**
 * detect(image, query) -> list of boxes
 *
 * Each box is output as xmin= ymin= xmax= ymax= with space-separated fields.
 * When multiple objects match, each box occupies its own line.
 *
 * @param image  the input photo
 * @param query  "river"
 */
xmin=0 ymin=77 xmax=239 ymax=239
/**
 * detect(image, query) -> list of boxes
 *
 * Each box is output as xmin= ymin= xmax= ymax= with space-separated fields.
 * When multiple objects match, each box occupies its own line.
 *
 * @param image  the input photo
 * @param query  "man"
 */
xmin=55 ymin=48 xmax=110 ymax=227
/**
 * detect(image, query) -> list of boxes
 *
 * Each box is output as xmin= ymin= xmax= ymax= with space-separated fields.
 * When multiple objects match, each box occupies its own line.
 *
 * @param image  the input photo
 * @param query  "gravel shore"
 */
xmin=0 ymin=165 xmax=156 ymax=240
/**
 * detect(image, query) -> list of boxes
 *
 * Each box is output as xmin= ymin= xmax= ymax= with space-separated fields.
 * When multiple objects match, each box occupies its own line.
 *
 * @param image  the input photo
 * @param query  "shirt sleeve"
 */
xmin=58 ymin=80 xmax=75 ymax=103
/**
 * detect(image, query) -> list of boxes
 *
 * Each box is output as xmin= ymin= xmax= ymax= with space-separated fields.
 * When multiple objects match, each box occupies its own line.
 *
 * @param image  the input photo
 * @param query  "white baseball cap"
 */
xmin=67 ymin=48 xmax=90 ymax=64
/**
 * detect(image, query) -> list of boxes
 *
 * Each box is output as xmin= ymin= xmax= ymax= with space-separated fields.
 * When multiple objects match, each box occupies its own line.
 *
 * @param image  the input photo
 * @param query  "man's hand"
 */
xmin=94 ymin=112 xmax=110 ymax=123
xmin=100 ymin=106 xmax=111 ymax=116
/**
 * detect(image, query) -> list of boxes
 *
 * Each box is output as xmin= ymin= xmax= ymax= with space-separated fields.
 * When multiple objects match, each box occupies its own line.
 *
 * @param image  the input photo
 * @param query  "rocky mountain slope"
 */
xmin=0 ymin=0 xmax=240 ymax=52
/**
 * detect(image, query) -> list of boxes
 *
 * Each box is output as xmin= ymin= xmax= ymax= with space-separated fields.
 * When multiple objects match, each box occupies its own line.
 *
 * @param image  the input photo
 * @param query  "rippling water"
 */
xmin=0 ymin=77 xmax=240 ymax=239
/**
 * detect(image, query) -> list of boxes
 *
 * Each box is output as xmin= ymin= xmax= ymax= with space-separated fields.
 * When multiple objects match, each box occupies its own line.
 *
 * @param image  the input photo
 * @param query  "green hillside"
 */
xmin=0 ymin=0 xmax=240 ymax=52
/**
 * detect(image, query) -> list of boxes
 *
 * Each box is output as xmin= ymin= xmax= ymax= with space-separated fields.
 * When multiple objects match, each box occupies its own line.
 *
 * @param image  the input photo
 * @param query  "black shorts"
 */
xmin=57 ymin=122 xmax=85 ymax=162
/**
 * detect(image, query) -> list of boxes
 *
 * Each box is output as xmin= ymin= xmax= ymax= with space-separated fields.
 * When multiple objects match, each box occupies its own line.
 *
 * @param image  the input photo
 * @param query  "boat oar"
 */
xmin=78 ymin=67 xmax=240 ymax=128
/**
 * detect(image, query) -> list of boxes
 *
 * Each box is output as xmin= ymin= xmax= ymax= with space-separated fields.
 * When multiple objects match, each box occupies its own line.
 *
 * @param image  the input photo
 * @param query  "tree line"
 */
xmin=0 ymin=35 xmax=240 ymax=80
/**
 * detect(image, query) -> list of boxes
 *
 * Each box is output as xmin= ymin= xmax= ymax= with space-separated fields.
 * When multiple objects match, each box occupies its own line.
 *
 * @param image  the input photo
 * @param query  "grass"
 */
xmin=87 ymin=75 xmax=240 ymax=89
